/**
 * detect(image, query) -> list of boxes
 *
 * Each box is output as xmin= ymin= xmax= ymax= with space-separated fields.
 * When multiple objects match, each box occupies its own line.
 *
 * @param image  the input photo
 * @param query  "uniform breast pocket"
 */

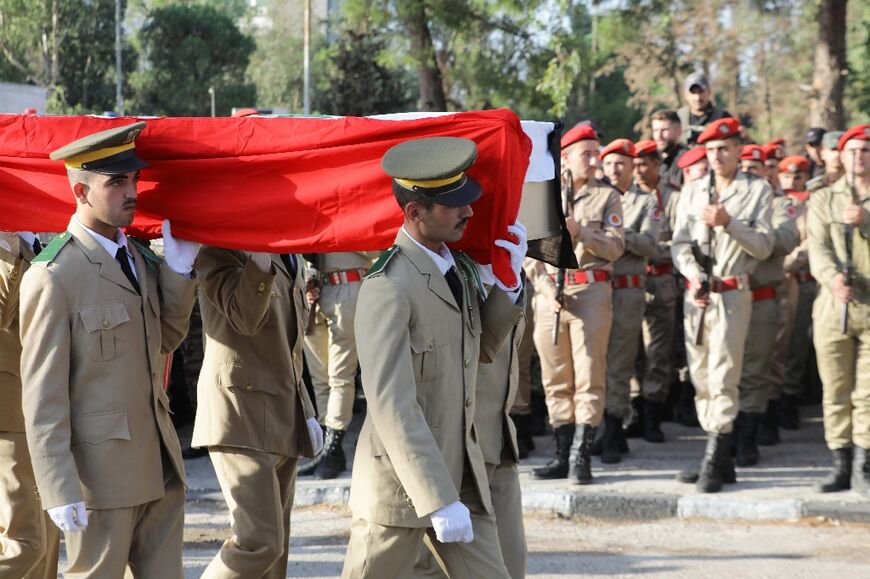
xmin=79 ymin=302 xmax=131 ymax=362
xmin=409 ymin=328 xmax=444 ymax=383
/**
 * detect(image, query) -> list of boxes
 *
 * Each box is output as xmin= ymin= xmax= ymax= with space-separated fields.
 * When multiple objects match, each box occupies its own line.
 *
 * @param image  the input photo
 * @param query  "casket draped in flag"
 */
xmin=0 ymin=109 xmax=563 ymax=285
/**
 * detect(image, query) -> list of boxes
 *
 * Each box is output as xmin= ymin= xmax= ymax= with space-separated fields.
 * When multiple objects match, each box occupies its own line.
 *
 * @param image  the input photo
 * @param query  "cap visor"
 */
xmin=91 ymin=154 xmax=150 ymax=175
xmin=433 ymin=177 xmax=482 ymax=207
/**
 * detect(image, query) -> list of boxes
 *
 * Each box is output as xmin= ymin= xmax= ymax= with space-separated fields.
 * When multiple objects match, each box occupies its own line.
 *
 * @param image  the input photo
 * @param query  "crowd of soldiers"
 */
xmin=0 ymin=68 xmax=868 ymax=578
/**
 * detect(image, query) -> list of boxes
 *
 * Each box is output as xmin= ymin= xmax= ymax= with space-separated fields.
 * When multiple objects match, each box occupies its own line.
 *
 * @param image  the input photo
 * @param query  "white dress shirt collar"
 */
xmin=401 ymin=226 xmax=456 ymax=275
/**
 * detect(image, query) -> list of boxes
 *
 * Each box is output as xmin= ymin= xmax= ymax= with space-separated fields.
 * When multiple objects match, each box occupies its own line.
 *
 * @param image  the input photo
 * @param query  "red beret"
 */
xmin=677 ymin=146 xmax=708 ymax=169
xmin=697 ymin=117 xmax=741 ymax=144
xmin=232 ymin=108 xmax=259 ymax=118
xmin=599 ymin=138 xmax=636 ymax=161
xmin=761 ymin=143 xmax=783 ymax=160
xmin=765 ymin=138 xmax=786 ymax=148
xmin=635 ymin=139 xmax=658 ymax=157
xmin=740 ymin=144 xmax=766 ymax=161
xmin=778 ymin=155 xmax=810 ymax=174
xmin=837 ymin=124 xmax=870 ymax=151
xmin=561 ymin=124 xmax=598 ymax=149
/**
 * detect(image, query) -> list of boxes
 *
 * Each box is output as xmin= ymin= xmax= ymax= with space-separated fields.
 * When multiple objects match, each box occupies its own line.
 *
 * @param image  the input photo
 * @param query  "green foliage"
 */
xmin=129 ymin=3 xmax=255 ymax=116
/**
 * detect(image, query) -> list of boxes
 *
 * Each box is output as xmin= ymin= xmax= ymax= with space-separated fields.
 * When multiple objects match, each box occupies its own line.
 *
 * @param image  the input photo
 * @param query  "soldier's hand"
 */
xmin=305 ymin=282 xmax=320 ymax=305
xmin=430 ymin=501 xmax=473 ymax=543
xmin=702 ymin=203 xmax=731 ymax=228
xmin=832 ymin=273 xmax=854 ymax=304
xmin=47 ymin=501 xmax=88 ymax=532
xmin=842 ymin=203 xmax=864 ymax=227
xmin=162 ymin=219 xmax=202 ymax=275
xmin=306 ymin=417 xmax=324 ymax=454
xmin=689 ymin=276 xmax=710 ymax=308
xmin=249 ymin=252 xmax=273 ymax=273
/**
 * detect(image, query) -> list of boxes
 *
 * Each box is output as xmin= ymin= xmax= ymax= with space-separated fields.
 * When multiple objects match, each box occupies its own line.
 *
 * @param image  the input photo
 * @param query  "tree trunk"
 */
xmin=810 ymin=0 xmax=847 ymax=128
xmin=402 ymin=0 xmax=447 ymax=111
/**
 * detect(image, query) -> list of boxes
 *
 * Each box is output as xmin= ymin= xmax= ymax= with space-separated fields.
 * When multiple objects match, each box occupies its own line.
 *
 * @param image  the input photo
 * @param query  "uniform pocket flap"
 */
xmin=71 ymin=410 xmax=131 ymax=445
xmin=79 ymin=302 xmax=130 ymax=333
xmin=409 ymin=330 xmax=436 ymax=353
xmin=217 ymin=362 xmax=277 ymax=395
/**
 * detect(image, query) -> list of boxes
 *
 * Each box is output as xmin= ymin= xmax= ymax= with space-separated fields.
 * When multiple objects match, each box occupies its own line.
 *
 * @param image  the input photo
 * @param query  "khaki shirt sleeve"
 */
xmin=480 ymin=286 xmax=524 ymax=364
xmin=626 ymin=195 xmax=661 ymax=259
xmin=157 ymin=264 xmax=198 ymax=354
xmin=196 ymin=247 xmax=277 ymax=336
xmin=578 ymin=189 xmax=625 ymax=262
xmin=770 ymin=199 xmax=800 ymax=258
xmin=0 ymin=246 xmax=23 ymax=331
xmin=19 ymin=266 xmax=82 ymax=508
xmin=671 ymin=186 xmax=703 ymax=281
xmin=807 ymin=191 xmax=842 ymax=292
xmin=722 ymin=183 xmax=775 ymax=260
xmin=355 ymin=276 xmax=459 ymax=517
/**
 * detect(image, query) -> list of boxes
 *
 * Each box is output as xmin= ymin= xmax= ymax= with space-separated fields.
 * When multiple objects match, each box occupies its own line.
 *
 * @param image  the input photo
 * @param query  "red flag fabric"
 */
xmin=0 ymin=109 xmax=531 ymax=285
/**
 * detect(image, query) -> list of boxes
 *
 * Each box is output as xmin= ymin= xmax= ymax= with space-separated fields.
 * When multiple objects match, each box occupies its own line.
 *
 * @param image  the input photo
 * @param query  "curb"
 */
xmin=188 ymin=482 xmax=870 ymax=524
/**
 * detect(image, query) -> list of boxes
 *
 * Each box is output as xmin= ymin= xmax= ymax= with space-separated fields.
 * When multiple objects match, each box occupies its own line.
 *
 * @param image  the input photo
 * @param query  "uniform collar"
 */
xmin=400 ymin=226 xmax=456 ymax=275
xmin=72 ymin=215 xmax=130 ymax=259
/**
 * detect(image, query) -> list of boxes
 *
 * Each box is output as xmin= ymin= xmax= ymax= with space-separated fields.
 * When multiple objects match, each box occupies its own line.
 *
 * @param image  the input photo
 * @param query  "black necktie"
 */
xmin=281 ymin=254 xmax=297 ymax=279
xmin=31 ymin=238 xmax=42 ymax=257
xmin=115 ymin=246 xmax=140 ymax=294
xmin=445 ymin=266 xmax=463 ymax=308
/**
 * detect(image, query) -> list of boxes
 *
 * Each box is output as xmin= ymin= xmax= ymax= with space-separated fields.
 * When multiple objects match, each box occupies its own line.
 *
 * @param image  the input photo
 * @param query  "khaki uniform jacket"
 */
xmin=0 ymin=237 xmax=36 ymax=433
xmin=807 ymin=176 xmax=870 ymax=305
xmin=614 ymin=186 xmax=660 ymax=276
xmin=475 ymin=307 xmax=527 ymax=466
xmin=672 ymin=171 xmax=775 ymax=281
xmin=784 ymin=197 xmax=810 ymax=274
xmin=749 ymin=195 xmax=800 ymax=288
xmin=349 ymin=229 xmax=522 ymax=528
xmin=649 ymin=181 xmax=681 ymax=266
xmin=191 ymin=249 xmax=316 ymax=457
xmin=19 ymin=219 xmax=197 ymax=510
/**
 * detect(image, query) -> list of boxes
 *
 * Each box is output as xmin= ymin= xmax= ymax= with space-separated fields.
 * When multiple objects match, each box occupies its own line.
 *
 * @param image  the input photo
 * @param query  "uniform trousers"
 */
xmin=342 ymin=466 xmax=510 ymax=579
xmin=203 ymin=447 xmax=298 ymax=579
xmin=641 ymin=274 xmax=677 ymax=403
xmin=0 ymin=432 xmax=59 ymax=579
xmin=784 ymin=280 xmax=818 ymax=397
xmin=605 ymin=287 xmax=647 ymax=418
xmin=813 ymin=295 xmax=870 ymax=450
xmin=533 ymin=282 xmax=612 ymax=427
xmin=303 ymin=282 xmax=361 ymax=430
xmin=738 ymin=293 xmax=781 ymax=413
xmin=513 ymin=293 xmax=536 ymax=416
xmin=684 ymin=289 xmax=753 ymax=433
xmin=63 ymin=470 xmax=184 ymax=578
xmin=412 ymin=459 xmax=526 ymax=579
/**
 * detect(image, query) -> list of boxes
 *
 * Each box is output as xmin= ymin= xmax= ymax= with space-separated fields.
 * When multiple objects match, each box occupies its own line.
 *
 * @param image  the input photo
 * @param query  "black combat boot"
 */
xmin=297 ymin=423 xmax=327 ymax=476
xmin=643 ymin=400 xmax=666 ymax=443
xmin=677 ymin=432 xmax=737 ymax=485
xmin=531 ymin=424 xmax=575 ymax=480
xmin=696 ymin=432 xmax=731 ymax=493
xmin=313 ymin=427 xmax=347 ymax=480
xmin=529 ymin=392 xmax=548 ymax=436
xmin=816 ymin=447 xmax=852 ymax=493
xmin=600 ymin=412 xmax=624 ymax=464
xmin=511 ymin=413 xmax=535 ymax=459
xmin=569 ymin=424 xmax=596 ymax=485
xmin=675 ymin=381 xmax=700 ymax=427
xmin=852 ymin=446 xmax=870 ymax=497
xmin=777 ymin=394 xmax=800 ymax=430
xmin=758 ymin=399 xmax=780 ymax=446
xmin=734 ymin=412 xmax=762 ymax=467
xmin=624 ymin=397 xmax=645 ymax=438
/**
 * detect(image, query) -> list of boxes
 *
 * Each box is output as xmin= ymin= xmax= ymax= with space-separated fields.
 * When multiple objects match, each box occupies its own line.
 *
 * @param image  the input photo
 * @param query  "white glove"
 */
xmin=48 ymin=501 xmax=88 ymax=532
xmin=306 ymin=417 xmax=324 ymax=455
xmin=430 ymin=500 xmax=473 ymax=543
xmin=493 ymin=221 xmax=528 ymax=294
xmin=162 ymin=219 xmax=201 ymax=275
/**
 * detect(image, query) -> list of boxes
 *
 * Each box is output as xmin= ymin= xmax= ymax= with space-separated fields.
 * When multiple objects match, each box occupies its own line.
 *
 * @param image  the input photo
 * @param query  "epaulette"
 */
xmin=129 ymin=238 xmax=163 ymax=274
xmin=453 ymin=251 xmax=486 ymax=299
xmin=366 ymin=245 xmax=400 ymax=278
xmin=31 ymin=232 xmax=72 ymax=264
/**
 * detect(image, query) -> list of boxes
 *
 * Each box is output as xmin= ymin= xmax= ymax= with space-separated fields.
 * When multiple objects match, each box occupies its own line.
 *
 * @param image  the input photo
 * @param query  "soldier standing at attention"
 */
xmin=807 ymin=124 xmax=870 ymax=495
xmin=19 ymin=123 xmax=200 ymax=577
xmin=630 ymin=140 xmax=680 ymax=443
xmin=599 ymin=139 xmax=659 ymax=462
xmin=341 ymin=137 xmax=526 ymax=578
xmin=672 ymin=118 xmax=774 ymax=492
xmin=0 ymin=231 xmax=59 ymax=579
xmin=299 ymin=250 xmax=378 ymax=480
xmin=192 ymin=244 xmax=323 ymax=578
xmin=739 ymin=144 xmax=768 ymax=178
xmin=528 ymin=124 xmax=624 ymax=485
xmin=677 ymin=72 xmax=732 ymax=146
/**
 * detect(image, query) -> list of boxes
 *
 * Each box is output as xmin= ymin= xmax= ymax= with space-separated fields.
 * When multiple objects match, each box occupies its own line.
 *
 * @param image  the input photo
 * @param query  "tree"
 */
xmin=130 ymin=3 xmax=255 ymax=116
xmin=810 ymin=0 xmax=847 ymax=128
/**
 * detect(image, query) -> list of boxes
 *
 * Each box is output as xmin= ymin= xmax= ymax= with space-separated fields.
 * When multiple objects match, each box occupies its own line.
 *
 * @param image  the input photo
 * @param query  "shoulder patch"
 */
xmin=785 ymin=205 xmax=798 ymax=218
xmin=31 ymin=232 xmax=72 ymax=264
xmin=366 ymin=245 xmax=400 ymax=278
xmin=607 ymin=212 xmax=623 ymax=227
xmin=129 ymin=238 xmax=163 ymax=273
xmin=452 ymin=251 xmax=486 ymax=299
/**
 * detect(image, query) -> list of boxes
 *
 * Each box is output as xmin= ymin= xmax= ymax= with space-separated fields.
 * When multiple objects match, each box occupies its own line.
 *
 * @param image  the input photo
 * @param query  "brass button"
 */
xmin=428 ymin=340 xmax=435 ymax=349
xmin=257 ymin=282 xmax=266 ymax=293
xmin=464 ymin=359 xmax=470 ymax=368
xmin=102 ymin=320 xmax=109 ymax=328
xmin=245 ymin=384 xmax=253 ymax=391
xmin=465 ymin=398 xmax=472 ymax=407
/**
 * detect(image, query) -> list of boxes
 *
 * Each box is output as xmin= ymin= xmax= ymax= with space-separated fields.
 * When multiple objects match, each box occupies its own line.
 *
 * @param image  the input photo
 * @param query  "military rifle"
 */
xmin=841 ymin=150 xmax=858 ymax=334
xmin=693 ymin=170 xmax=715 ymax=346
xmin=553 ymin=168 xmax=573 ymax=345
